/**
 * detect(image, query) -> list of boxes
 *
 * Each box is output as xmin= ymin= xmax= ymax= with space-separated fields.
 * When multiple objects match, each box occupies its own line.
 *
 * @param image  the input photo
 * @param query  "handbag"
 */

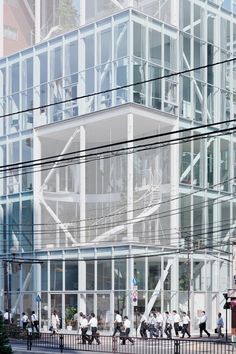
xmin=49 ymin=325 xmax=53 ymax=331
xmin=214 ymin=328 xmax=218 ymax=334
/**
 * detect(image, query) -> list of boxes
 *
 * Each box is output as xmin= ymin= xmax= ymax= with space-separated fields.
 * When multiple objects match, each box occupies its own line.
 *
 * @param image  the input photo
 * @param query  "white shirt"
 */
xmin=148 ymin=315 xmax=155 ymax=325
xmin=156 ymin=314 xmax=163 ymax=323
xmin=115 ymin=314 xmax=122 ymax=323
xmin=182 ymin=315 xmax=190 ymax=325
xmin=4 ymin=312 xmax=12 ymax=320
xmin=89 ymin=317 xmax=98 ymax=328
xmin=81 ymin=318 xmax=88 ymax=328
xmin=124 ymin=319 xmax=131 ymax=329
xmin=199 ymin=314 xmax=207 ymax=324
xmin=51 ymin=314 xmax=60 ymax=329
xmin=31 ymin=313 xmax=37 ymax=322
xmin=22 ymin=314 xmax=28 ymax=323
xmin=173 ymin=313 xmax=180 ymax=323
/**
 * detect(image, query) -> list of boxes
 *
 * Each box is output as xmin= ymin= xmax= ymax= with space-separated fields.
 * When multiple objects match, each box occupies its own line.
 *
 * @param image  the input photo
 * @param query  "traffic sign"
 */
xmin=36 ymin=294 xmax=41 ymax=302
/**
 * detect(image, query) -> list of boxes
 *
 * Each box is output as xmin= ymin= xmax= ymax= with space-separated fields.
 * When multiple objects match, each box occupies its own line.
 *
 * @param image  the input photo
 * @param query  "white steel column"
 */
xmin=34 ymin=133 xmax=42 ymax=249
xmin=35 ymin=0 xmax=41 ymax=43
xmin=127 ymin=113 xmax=133 ymax=242
xmin=80 ymin=126 xmax=86 ymax=243
xmin=79 ymin=0 xmax=86 ymax=26
xmin=0 ymin=0 xmax=3 ymax=57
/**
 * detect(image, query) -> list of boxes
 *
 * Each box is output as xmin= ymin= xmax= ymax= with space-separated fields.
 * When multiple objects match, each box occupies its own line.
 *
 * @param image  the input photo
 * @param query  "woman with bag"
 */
xmin=51 ymin=310 xmax=60 ymax=335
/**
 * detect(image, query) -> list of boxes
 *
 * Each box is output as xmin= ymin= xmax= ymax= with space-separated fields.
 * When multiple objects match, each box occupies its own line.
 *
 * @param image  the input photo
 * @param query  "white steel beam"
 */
xmin=35 ymin=0 xmax=41 ymax=43
xmin=40 ymin=128 xmax=80 ymax=191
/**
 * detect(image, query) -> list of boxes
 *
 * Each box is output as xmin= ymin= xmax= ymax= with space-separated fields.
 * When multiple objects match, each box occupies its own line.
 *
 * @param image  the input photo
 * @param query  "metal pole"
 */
xmin=226 ymin=305 xmax=228 ymax=342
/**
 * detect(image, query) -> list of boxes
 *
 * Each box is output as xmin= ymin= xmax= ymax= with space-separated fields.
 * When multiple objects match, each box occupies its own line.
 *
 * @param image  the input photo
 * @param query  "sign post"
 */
xmin=232 ymin=243 xmax=236 ymax=344
xmin=36 ymin=294 xmax=41 ymax=332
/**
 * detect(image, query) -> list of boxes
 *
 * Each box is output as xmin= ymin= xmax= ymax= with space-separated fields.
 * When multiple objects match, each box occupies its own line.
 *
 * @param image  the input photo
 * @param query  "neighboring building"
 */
xmin=0 ymin=0 xmax=235 ymax=333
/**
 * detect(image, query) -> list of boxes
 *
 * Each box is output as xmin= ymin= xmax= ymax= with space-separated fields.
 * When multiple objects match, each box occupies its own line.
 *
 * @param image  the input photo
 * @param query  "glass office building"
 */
xmin=0 ymin=0 xmax=235 ymax=332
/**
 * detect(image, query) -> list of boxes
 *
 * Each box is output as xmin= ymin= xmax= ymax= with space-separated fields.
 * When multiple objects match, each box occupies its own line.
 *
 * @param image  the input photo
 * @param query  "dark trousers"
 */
xmin=113 ymin=323 xmax=122 ymax=336
xmin=122 ymin=328 xmax=134 ymax=345
xmin=156 ymin=323 xmax=163 ymax=337
xmin=148 ymin=324 xmax=156 ymax=338
xmin=174 ymin=322 xmax=179 ymax=336
xmin=181 ymin=324 xmax=190 ymax=338
xmin=81 ymin=328 xmax=89 ymax=344
xmin=199 ymin=323 xmax=210 ymax=337
xmin=23 ymin=322 xmax=28 ymax=330
xmin=32 ymin=321 xmax=39 ymax=332
xmin=90 ymin=327 xmax=100 ymax=344
xmin=164 ymin=324 xmax=172 ymax=339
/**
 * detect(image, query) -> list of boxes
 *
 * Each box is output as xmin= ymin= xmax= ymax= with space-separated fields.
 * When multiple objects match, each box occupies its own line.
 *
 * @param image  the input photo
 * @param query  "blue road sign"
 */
xmin=36 ymin=294 xmax=41 ymax=302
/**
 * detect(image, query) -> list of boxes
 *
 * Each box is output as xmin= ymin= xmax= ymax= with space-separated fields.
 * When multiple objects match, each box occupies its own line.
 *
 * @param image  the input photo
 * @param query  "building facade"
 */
xmin=0 ymin=0 xmax=235 ymax=333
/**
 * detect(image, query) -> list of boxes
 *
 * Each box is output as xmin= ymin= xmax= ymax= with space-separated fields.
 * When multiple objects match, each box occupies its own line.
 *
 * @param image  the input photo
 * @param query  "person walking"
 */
xmin=88 ymin=313 xmax=100 ymax=345
xmin=164 ymin=312 xmax=172 ymax=339
xmin=181 ymin=312 xmax=191 ymax=338
xmin=140 ymin=314 xmax=148 ymax=339
xmin=199 ymin=311 xmax=210 ymax=337
xmin=155 ymin=311 xmax=163 ymax=338
xmin=112 ymin=311 xmax=122 ymax=336
xmin=172 ymin=310 xmax=180 ymax=337
xmin=148 ymin=312 xmax=156 ymax=338
xmin=51 ymin=310 xmax=60 ymax=335
xmin=80 ymin=314 xmax=89 ymax=344
xmin=21 ymin=312 xmax=29 ymax=331
xmin=121 ymin=316 xmax=134 ymax=345
xmin=216 ymin=313 xmax=224 ymax=338
xmin=4 ymin=309 xmax=12 ymax=325
xmin=31 ymin=311 xmax=39 ymax=332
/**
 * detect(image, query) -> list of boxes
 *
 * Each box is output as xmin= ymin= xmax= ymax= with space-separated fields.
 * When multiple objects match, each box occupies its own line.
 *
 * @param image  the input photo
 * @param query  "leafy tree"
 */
xmin=58 ymin=0 xmax=79 ymax=31
xmin=0 ymin=312 xmax=13 ymax=354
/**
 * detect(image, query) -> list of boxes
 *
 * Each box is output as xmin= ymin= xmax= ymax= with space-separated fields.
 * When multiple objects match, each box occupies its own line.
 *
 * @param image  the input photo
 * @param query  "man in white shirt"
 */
xmin=155 ymin=312 xmax=163 ymax=338
xmin=148 ymin=313 xmax=156 ymax=338
xmin=181 ymin=312 xmax=191 ymax=338
xmin=80 ymin=314 xmax=89 ymax=344
xmin=199 ymin=311 xmax=210 ymax=337
xmin=164 ymin=312 xmax=172 ymax=339
xmin=4 ymin=309 xmax=12 ymax=325
xmin=112 ymin=311 xmax=122 ymax=336
xmin=172 ymin=310 xmax=181 ymax=337
xmin=21 ymin=312 xmax=28 ymax=330
xmin=121 ymin=316 xmax=134 ymax=345
xmin=88 ymin=313 xmax=100 ymax=345
xmin=31 ymin=311 xmax=39 ymax=332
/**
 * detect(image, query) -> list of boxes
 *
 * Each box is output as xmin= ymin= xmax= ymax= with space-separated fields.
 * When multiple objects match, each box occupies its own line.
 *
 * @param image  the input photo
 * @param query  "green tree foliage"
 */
xmin=58 ymin=0 xmax=79 ymax=31
xmin=0 ymin=312 xmax=13 ymax=354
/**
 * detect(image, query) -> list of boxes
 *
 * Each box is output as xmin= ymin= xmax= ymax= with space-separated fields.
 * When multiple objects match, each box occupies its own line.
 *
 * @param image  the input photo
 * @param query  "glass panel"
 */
xmin=50 ymin=261 xmax=63 ymax=290
xmin=148 ymin=257 xmax=161 ymax=290
xmin=65 ymin=261 xmax=78 ymax=290
xmin=114 ymin=259 xmax=126 ymax=290
xmin=133 ymin=258 xmax=145 ymax=290
xmin=97 ymin=260 xmax=112 ymax=290
xmin=114 ymin=21 xmax=127 ymax=59
xmin=22 ymin=138 xmax=33 ymax=191
xmin=51 ymin=294 xmax=62 ymax=325
xmin=41 ymin=262 xmax=48 ymax=291
xmin=148 ymin=65 xmax=161 ymax=109
xmin=97 ymin=294 xmax=111 ymax=331
xmin=220 ymin=139 xmax=229 ymax=191
xmin=65 ymin=294 xmax=77 ymax=329
xmin=97 ymin=27 xmax=111 ymax=65
xmin=149 ymin=29 xmax=161 ymax=65
xmin=86 ymin=260 xmax=95 ymax=290
xmin=22 ymin=200 xmax=33 ymax=252
xmin=133 ymin=22 xmax=146 ymax=59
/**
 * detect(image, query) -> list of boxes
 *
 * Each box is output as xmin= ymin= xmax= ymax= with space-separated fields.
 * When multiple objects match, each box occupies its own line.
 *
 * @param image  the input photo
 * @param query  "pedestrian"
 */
xmin=21 ymin=312 xmax=29 ymax=330
xmin=148 ymin=312 xmax=156 ymax=338
xmin=172 ymin=310 xmax=180 ymax=337
xmin=121 ymin=316 xmax=134 ymax=345
xmin=181 ymin=312 xmax=191 ymax=338
xmin=31 ymin=311 xmax=39 ymax=332
xmin=216 ymin=313 xmax=224 ymax=338
xmin=88 ymin=313 xmax=100 ymax=345
xmin=155 ymin=311 xmax=163 ymax=338
xmin=140 ymin=314 xmax=147 ymax=339
xmin=112 ymin=311 xmax=122 ymax=336
xmin=199 ymin=311 xmax=210 ymax=337
xmin=80 ymin=314 xmax=89 ymax=344
xmin=164 ymin=312 xmax=172 ymax=339
xmin=3 ymin=309 xmax=12 ymax=325
xmin=51 ymin=310 xmax=60 ymax=335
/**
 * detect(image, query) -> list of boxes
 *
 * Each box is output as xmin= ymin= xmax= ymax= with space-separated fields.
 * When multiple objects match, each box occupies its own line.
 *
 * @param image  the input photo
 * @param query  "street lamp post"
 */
xmin=223 ymin=293 xmax=230 ymax=342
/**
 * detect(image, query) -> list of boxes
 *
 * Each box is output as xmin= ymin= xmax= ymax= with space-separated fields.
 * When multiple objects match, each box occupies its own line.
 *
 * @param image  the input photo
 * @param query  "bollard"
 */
xmin=59 ymin=334 xmax=64 ymax=353
xmin=27 ymin=329 xmax=32 ymax=351
xmin=174 ymin=340 xmax=180 ymax=354
xmin=112 ymin=336 xmax=117 ymax=353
